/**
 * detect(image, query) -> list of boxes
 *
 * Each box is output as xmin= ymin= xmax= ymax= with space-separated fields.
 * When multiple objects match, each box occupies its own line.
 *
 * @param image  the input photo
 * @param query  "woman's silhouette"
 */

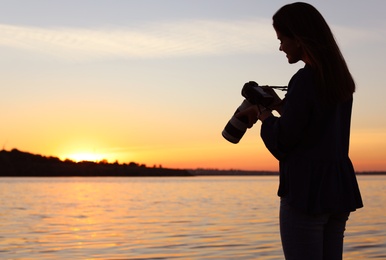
xmin=238 ymin=2 xmax=363 ymax=259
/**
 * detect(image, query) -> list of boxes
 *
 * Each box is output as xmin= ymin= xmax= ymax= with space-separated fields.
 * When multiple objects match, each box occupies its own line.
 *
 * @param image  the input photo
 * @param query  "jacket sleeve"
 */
xmin=260 ymin=68 xmax=315 ymax=160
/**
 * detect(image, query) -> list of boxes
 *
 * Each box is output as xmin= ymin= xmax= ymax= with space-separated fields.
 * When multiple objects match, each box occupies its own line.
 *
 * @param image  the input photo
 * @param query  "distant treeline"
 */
xmin=0 ymin=149 xmax=384 ymax=177
xmin=0 ymin=149 xmax=192 ymax=177
xmin=189 ymin=169 xmax=279 ymax=176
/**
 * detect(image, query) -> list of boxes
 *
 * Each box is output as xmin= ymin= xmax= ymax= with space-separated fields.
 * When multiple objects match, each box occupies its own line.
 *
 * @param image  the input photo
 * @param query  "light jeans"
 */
xmin=280 ymin=198 xmax=350 ymax=260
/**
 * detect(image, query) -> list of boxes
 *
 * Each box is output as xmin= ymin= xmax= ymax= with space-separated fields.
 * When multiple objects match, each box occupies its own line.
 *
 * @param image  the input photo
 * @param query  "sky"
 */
xmin=0 ymin=0 xmax=385 ymax=171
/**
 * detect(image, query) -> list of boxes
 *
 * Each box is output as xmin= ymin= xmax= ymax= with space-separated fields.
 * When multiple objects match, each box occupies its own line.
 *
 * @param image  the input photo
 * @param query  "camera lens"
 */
xmin=222 ymin=115 xmax=248 ymax=143
xmin=222 ymin=99 xmax=252 ymax=144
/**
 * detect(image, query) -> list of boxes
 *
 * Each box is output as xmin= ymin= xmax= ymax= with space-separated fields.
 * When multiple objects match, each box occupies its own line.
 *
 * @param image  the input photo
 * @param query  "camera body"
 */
xmin=222 ymin=82 xmax=274 ymax=144
xmin=241 ymin=81 xmax=274 ymax=107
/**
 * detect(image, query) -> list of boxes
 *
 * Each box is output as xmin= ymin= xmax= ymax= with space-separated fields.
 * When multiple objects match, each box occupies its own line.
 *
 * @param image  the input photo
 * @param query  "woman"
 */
xmin=239 ymin=2 xmax=363 ymax=260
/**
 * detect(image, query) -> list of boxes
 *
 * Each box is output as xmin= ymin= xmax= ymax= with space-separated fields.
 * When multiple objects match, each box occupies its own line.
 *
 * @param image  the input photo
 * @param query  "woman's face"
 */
xmin=276 ymin=31 xmax=303 ymax=64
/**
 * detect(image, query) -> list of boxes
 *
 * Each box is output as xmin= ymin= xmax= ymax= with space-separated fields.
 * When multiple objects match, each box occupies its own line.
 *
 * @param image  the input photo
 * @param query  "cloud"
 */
xmin=0 ymin=19 xmax=275 ymax=61
xmin=0 ymin=20 xmax=380 ymax=62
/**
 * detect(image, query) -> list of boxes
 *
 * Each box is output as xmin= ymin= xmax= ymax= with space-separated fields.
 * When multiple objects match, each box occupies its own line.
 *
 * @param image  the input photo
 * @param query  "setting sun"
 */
xmin=64 ymin=152 xmax=107 ymax=163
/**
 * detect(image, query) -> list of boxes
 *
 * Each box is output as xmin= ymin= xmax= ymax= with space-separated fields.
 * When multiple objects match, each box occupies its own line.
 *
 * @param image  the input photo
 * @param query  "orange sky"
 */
xmin=1 ymin=1 xmax=385 ymax=171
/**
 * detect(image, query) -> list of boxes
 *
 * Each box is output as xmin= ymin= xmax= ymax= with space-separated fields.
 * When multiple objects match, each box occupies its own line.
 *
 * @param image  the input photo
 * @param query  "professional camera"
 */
xmin=222 ymin=81 xmax=286 ymax=144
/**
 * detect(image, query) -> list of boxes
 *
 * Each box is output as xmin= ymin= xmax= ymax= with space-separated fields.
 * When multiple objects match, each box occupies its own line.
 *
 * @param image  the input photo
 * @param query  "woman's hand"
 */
xmin=258 ymin=109 xmax=274 ymax=122
xmin=235 ymin=105 xmax=259 ymax=128
xmin=262 ymin=86 xmax=284 ymax=114
xmin=236 ymin=104 xmax=273 ymax=127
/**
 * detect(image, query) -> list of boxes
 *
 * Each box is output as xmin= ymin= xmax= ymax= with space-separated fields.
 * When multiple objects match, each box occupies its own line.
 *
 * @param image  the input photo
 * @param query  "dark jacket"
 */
xmin=261 ymin=66 xmax=363 ymax=214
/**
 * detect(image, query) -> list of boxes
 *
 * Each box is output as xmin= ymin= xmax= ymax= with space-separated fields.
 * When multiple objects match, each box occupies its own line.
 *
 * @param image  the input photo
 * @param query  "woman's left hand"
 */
xmin=235 ymin=105 xmax=259 ymax=128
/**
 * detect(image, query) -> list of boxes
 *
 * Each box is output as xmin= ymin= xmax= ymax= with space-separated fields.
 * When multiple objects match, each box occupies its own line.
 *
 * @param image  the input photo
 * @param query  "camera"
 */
xmin=222 ymin=82 xmax=281 ymax=144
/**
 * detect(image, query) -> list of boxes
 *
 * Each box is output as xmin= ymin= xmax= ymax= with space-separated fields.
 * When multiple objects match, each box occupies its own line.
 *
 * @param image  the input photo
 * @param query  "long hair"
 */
xmin=273 ymin=2 xmax=355 ymax=104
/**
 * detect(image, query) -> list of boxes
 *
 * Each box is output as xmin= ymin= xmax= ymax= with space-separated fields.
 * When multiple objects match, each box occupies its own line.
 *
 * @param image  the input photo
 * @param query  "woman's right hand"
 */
xmin=262 ymin=86 xmax=284 ymax=114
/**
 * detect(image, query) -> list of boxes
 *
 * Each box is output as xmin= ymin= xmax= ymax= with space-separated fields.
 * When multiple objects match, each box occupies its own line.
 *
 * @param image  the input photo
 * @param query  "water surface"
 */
xmin=0 ymin=176 xmax=384 ymax=259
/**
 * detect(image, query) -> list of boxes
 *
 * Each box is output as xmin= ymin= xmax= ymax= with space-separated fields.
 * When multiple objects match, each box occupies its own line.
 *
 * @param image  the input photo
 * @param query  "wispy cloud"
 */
xmin=0 ymin=20 xmax=380 ymax=61
xmin=0 ymin=19 xmax=275 ymax=61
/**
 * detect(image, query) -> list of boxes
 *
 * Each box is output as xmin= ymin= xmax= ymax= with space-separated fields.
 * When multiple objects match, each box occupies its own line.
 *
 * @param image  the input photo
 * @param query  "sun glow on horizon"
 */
xmin=63 ymin=152 xmax=108 ymax=163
